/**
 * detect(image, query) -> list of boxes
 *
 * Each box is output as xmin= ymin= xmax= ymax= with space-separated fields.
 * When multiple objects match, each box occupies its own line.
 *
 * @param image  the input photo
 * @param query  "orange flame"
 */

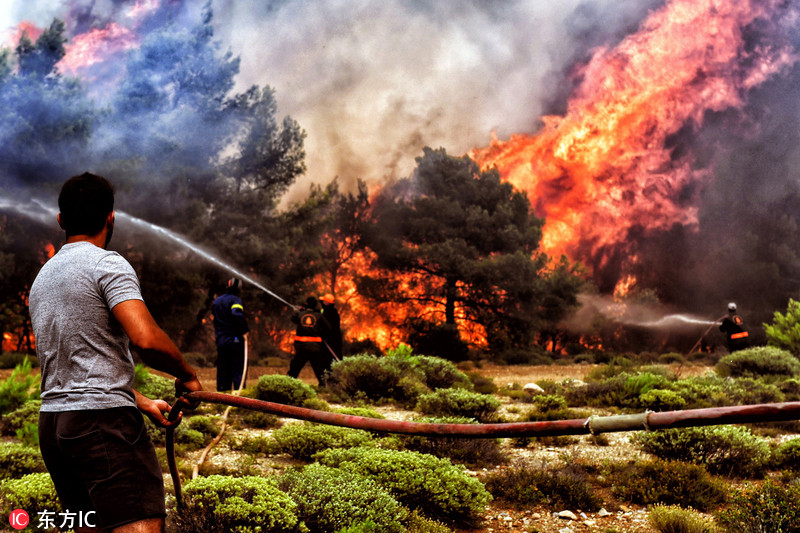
xmin=59 ymin=23 xmax=136 ymax=76
xmin=472 ymin=0 xmax=796 ymax=277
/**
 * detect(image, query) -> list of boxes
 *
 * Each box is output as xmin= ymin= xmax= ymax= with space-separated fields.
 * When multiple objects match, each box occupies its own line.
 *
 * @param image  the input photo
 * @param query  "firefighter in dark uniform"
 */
xmin=212 ymin=278 xmax=250 ymax=391
xmin=320 ymin=293 xmax=342 ymax=360
xmin=288 ymin=296 xmax=332 ymax=385
xmin=719 ymin=302 xmax=749 ymax=353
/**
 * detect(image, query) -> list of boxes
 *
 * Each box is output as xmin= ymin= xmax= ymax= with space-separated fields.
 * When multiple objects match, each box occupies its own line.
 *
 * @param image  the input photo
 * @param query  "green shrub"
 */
xmin=647 ymin=504 xmax=716 ymax=533
xmin=724 ymin=377 xmax=785 ymax=405
xmin=254 ymin=374 xmax=317 ymax=406
xmin=235 ymin=409 xmax=281 ymax=429
xmin=279 ymin=463 xmax=406 ymax=533
xmin=404 ymin=355 xmax=473 ymax=391
xmin=716 ymin=346 xmax=800 ymax=378
xmin=715 ymin=480 xmax=800 ymax=533
xmin=404 ymin=511 xmax=454 ymax=533
xmin=326 ymin=354 xmax=426 ymax=405
xmin=396 ymin=416 xmax=505 ymax=468
xmin=610 ymin=458 xmax=726 ymax=511
xmin=335 ymin=407 xmax=385 ymax=419
xmin=0 ymin=442 xmax=46 ymax=478
xmin=483 ymin=463 xmax=603 ymax=511
xmin=315 ymin=447 xmax=491 ymax=526
xmin=270 ymin=422 xmax=374 ymax=460
xmin=185 ymin=415 xmax=220 ymax=436
xmin=134 ymin=364 xmax=176 ymax=403
xmin=415 ymin=388 xmax=500 ymax=422
xmin=0 ymin=473 xmax=60 ymax=515
xmin=0 ymin=358 xmax=40 ymax=415
xmin=658 ymin=352 xmax=686 ymax=365
xmin=638 ymin=389 xmax=687 ymax=411
xmin=531 ymin=394 xmax=568 ymax=411
xmin=0 ymin=399 xmax=40 ymax=436
xmin=176 ymin=475 xmax=300 ymax=533
xmin=633 ymin=426 xmax=770 ymax=478
xmin=774 ymin=437 xmax=800 ymax=471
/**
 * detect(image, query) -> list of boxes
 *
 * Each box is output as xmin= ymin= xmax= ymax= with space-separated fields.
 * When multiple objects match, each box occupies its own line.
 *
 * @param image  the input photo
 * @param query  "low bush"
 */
xmin=0 ymin=358 xmax=40 ymax=415
xmin=175 ymin=475 xmax=300 ymax=533
xmin=326 ymin=354 xmax=426 ymax=406
xmin=610 ymin=458 xmax=726 ymax=511
xmin=279 ymin=463 xmax=406 ymax=533
xmin=0 ymin=442 xmax=46 ymax=478
xmin=415 ymin=388 xmax=500 ymax=422
xmin=405 ymin=355 xmax=473 ymax=391
xmin=253 ymin=374 xmax=317 ymax=406
xmin=396 ymin=416 xmax=505 ymax=468
xmin=647 ymin=504 xmax=716 ymax=533
xmin=269 ymin=422 xmax=374 ymax=460
xmin=715 ymin=480 xmax=800 ymax=533
xmin=315 ymin=447 xmax=491 ymax=527
xmin=633 ymin=426 xmax=770 ymax=478
xmin=638 ymin=389 xmax=687 ymax=411
xmin=0 ymin=473 xmax=60 ymax=515
xmin=134 ymin=364 xmax=176 ymax=403
xmin=0 ymin=399 xmax=40 ymax=436
xmin=235 ymin=409 xmax=281 ymax=429
xmin=483 ymin=462 xmax=603 ymax=511
xmin=773 ymin=437 xmax=800 ymax=471
xmin=716 ymin=346 xmax=800 ymax=379
xmin=184 ymin=415 xmax=220 ymax=437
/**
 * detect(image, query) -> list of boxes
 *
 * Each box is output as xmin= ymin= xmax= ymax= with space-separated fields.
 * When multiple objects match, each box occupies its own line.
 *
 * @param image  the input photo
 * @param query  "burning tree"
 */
xmin=362 ymin=147 xmax=585 ymax=356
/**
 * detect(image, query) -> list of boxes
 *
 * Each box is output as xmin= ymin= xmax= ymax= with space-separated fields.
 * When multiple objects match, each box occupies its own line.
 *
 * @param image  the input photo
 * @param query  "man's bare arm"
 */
xmin=112 ymin=299 xmax=201 ymax=391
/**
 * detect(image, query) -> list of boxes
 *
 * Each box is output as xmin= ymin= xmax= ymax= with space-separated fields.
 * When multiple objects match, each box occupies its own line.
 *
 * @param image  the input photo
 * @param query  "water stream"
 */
xmin=1 ymin=197 xmax=297 ymax=310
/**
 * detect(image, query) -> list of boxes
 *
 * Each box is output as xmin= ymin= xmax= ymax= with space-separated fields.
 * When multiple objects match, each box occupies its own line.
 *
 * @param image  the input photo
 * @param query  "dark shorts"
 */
xmin=38 ymin=406 xmax=166 ymax=529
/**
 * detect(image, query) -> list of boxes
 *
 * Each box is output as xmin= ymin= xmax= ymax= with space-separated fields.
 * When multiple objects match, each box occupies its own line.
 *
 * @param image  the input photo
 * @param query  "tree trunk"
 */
xmin=445 ymin=278 xmax=456 ymax=325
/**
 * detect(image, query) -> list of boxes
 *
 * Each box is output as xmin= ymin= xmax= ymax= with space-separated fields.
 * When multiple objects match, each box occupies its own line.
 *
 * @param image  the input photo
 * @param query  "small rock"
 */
xmin=557 ymin=510 xmax=579 ymax=520
xmin=532 ymin=513 xmax=542 ymax=519
xmin=583 ymin=520 xmax=596 ymax=527
xmin=597 ymin=508 xmax=612 ymax=517
xmin=523 ymin=382 xmax=545 ymax=393
xmin=619 ymin=504 xmax=632 ymax=513
xmin=558 ymin=528 xmax=573 ymax=533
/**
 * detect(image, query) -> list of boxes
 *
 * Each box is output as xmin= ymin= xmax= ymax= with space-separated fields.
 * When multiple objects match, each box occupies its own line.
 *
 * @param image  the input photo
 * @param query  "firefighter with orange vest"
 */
xmin=288 ymin=296 xmax=332 ymax=385
xmin=719 ymin=302 xmax=749 ymax=353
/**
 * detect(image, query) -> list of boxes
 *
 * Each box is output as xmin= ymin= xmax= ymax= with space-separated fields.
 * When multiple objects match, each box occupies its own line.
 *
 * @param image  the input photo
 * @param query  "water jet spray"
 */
xmin=0 ymin=197 xmax=298 ymax=310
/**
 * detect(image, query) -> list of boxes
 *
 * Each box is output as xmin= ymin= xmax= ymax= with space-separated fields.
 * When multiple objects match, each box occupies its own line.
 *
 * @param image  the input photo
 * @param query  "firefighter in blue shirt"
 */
xmin=212 ymin=278 xmax=250 ymax=391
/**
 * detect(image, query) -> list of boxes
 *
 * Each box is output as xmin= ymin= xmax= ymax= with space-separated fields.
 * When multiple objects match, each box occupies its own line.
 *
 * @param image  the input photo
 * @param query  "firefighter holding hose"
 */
xmin=288 ymin=296 xmax=333 ymax=385
xmin=28 ymin=172 xmax=203 ymax=533
xmin=212 ymin=277 xmax=250 ymax=392
xmin=719 ymin=302 xmax=749 ymax=353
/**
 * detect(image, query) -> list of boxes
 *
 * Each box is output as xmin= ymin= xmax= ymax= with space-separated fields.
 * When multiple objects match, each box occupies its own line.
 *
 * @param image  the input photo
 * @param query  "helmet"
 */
xmin=226 ymin=278 xmax=242 ymax=292
xmin=305 ymin=296 xmax=319 ymax=309
xmin=320 ymin=294 xmax=335 ymax=305
xmin=728 ymin=302 xmax=737 ymax=312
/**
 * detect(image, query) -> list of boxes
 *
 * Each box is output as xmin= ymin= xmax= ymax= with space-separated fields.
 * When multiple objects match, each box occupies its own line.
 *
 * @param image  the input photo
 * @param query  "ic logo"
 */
xmin=9 ymin=509 xmax=29 ymax=530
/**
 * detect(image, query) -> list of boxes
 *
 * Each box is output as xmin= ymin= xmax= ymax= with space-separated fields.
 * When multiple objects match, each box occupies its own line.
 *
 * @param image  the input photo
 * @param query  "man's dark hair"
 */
xmin=58 ymin=172 xmax=115 ymax=237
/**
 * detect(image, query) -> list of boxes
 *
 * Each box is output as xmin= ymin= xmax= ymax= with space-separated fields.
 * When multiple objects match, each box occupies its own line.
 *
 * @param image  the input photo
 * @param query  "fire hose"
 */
xmin=164 ymin=394 xmax=800 ymax=510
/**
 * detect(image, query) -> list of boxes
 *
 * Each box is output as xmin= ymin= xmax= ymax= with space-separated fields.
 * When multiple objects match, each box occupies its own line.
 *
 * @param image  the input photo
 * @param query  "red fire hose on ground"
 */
xmin=165 ymin=392 xmax=800 ymax=510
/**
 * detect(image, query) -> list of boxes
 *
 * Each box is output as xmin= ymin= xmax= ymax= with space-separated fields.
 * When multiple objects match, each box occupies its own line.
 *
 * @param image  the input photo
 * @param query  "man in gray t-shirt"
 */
xmin=29 ymin=173 xmax=202 ymax=533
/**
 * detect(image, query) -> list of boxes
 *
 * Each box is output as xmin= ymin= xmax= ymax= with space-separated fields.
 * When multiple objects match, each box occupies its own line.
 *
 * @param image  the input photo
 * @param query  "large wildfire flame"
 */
xmin=471 ymin=0 xmax=796 ymax=295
